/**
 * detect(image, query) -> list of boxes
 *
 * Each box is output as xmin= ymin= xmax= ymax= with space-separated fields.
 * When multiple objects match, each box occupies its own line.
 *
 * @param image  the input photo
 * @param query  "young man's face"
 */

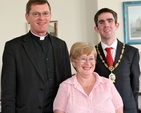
xmin=94 ymin=12 xmax=119 ymax=40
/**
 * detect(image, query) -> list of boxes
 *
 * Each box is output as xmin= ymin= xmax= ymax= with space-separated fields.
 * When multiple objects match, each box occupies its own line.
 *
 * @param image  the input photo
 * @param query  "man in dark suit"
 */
xmin=1 ymin=0 xmax=71 ymax=113
xmin=94 ymin=8 xmax=140 ymax=113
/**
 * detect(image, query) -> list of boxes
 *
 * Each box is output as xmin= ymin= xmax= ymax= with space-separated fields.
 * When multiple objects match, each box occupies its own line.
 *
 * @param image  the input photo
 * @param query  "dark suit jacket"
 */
xmin=1 ymin=32 xmax=71 ymax=113
xmin=95 ymin=40 xmax=140 ymax=113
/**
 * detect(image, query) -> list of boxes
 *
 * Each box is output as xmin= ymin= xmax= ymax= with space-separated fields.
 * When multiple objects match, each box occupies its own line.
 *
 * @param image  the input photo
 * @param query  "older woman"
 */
xmin=53 ymin=42 xmax=123 ymax=113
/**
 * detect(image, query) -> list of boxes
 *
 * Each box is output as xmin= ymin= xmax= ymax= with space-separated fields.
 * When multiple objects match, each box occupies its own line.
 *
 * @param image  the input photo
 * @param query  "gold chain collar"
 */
xmin=96 ymin=43 xmax=125 ymax=82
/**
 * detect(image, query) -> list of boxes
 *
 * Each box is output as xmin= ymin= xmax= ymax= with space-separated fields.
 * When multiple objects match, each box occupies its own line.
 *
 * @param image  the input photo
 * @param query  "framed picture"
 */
xmin=48 ymin=20 xmax=58 ymax=37
xmin=123 ymin=1 xmax=141 ymax=44
xmin=26 ymin=20 xmax=58 ymax=37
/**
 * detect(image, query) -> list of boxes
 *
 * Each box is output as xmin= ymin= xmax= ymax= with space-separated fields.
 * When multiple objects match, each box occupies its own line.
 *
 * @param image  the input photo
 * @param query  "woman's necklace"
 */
xmin=96 ymin=43 xmax=125 ymax=83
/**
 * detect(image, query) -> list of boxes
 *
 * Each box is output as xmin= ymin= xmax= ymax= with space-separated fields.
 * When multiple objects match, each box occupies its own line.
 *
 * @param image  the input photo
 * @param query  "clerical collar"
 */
xmin=30 ymin=30 xmax=48 ymax=40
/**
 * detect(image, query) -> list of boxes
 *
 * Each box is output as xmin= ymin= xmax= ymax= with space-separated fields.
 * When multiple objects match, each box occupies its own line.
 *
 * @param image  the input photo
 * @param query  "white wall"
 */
xmin=48 ymin=0 xmax=98 ymax=48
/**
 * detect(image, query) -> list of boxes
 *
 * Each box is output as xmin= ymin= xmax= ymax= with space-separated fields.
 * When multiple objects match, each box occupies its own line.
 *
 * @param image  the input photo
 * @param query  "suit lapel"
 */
xmin=98 ymin=43 xmax=107 ymax=63
xmin=49 ymin=35 xmax=58 ymax=74
xmin=49 ymin=35 xmax=62 ymax=83
xmin=49 ymin=35 xmax=57 ymax=60
xmin=22 ymin=33 xmax=44 ymax=82
xmin=114 ymin=40 xmax=123 ymax=65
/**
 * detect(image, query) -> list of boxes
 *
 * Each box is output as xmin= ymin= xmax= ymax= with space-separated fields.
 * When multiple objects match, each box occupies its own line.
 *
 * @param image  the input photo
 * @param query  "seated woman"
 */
xmin=53 ymin=42 xmax=123 ymax=113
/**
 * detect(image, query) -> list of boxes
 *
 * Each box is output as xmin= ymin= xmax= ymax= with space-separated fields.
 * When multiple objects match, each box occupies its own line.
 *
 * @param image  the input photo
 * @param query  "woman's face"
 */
xmin=72 ymin=52 xmax=96 ymax=78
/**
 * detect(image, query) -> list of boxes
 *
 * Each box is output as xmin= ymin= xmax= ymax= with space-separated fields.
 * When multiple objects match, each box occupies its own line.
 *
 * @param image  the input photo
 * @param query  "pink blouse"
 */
xmin=53 ymin=72 xmax=123 ymax=113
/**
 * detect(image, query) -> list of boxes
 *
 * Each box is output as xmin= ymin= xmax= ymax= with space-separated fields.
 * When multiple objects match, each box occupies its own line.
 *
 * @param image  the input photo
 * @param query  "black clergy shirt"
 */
xmin=30 ymin=32 xmax=57 ymax=113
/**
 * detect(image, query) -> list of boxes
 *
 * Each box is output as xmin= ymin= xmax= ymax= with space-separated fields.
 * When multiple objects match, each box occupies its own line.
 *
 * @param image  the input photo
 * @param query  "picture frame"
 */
xmin=48 ymin=20 xmax=58 ymax=37
xmin=123 ymin=1 xmax=141 ymax=44
xmin=26 ymin=20 xmax=58 ymax=37
xmin=140 ymin=74 xmax=141 ymax=93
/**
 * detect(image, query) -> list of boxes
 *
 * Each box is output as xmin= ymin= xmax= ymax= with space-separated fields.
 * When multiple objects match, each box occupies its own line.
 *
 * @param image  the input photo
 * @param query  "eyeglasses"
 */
xmin=30 ymin=11 xmax=51 ymax=17
xmin=76 ymin=57 xmax=96 ymax=63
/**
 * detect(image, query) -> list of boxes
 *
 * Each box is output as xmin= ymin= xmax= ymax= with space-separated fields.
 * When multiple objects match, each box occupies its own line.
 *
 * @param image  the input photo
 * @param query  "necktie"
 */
xmin=105 ymin=47 xmax=113 ymax=66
